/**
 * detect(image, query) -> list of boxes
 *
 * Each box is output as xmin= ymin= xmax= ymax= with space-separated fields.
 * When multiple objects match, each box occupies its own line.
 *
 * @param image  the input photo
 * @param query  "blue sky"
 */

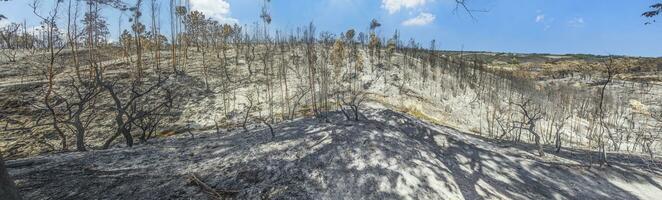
xmin=1 ymin=0 xmax=661 ymax=57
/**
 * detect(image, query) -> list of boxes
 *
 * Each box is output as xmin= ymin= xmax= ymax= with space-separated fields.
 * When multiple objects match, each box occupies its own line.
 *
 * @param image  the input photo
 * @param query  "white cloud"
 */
xmin=190 ymin=0 xmax=238 ymax=24
xmin=402 ymin=12 xmax=436 ymax=26
xmin=535 ymin=14 xmax=545 ymax=23
xmin=544 ymin=25 xmax=551 ymax=31
xmin=535 ymin=13 xmax=554 ymax=31
xmin=382 ymin=0 xmax=429 ymax=14
xmin=568 ymin=17 xmax=585 ymax=28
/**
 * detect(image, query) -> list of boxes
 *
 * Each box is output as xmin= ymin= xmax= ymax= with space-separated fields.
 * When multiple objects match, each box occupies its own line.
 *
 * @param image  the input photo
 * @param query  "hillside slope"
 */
xmin=6 ymin=103 xmax=662 ymax=200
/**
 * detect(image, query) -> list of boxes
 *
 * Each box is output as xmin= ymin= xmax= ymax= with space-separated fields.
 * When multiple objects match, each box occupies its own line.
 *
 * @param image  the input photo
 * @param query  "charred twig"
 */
xmin=187 ymin=173 xmax=239 ymax=199
xmin=256 ymin=116 xmax=275 ymax=139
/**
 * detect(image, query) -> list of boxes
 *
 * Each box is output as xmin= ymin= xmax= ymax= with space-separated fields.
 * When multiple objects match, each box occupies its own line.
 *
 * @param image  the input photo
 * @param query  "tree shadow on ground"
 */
xmin=200 ymin=108 xmax=656 ymax=199
xmin=9 ymin=108 xmax=661 ymax=199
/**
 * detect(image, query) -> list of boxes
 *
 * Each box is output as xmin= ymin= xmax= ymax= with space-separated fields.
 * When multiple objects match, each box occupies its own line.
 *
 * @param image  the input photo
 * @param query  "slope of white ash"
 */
xmin=6 ymin=103 xmax=662 ymax=200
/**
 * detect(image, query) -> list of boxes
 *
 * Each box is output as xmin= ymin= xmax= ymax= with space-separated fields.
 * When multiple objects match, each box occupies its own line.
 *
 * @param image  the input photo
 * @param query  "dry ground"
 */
xmin=2 ymin=47 xmax=662 ymax=199
xmin=6 ymin=103 xmax=662 ymax=200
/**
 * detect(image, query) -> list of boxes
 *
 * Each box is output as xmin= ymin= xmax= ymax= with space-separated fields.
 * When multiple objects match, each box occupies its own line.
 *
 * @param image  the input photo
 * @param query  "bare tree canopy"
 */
xmin=643 ymin=2 xmax=662 ymax=24
xmin=0 ymin=0 xmax=10 ymax=20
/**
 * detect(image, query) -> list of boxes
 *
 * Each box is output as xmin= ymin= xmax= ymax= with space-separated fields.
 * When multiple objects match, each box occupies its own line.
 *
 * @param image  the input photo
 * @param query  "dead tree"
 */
xmin=169 ymin=0 xmax=177 ymax=73
xmin=63 ymin=0 xmax=102 ymax=152
xmin=304 ymin=22 xmax=318 ymax=116
xmin=553 ymin=114 xmax=571 ymax=153
xmin=494 ymin=103 xmax=517 ymax=141
xmin=596 ymin=57 xmax=618 ymax=165
xmin=32 ymin=0 xmax=69 ymax=150
xmin=95 ymin=64 xmax=169 ymax=148
xmin=133 ymin=88 xmax=173 ymax=143
xmin=642 ymin=2 xmax=662 ymax=24
xmin=220 ymin=24 xmax=233 ymax=82
xmin=149 ymin=0 xmax=161 ymax=72
xmin=548 ymin=87 xmax=573 ymax=153
xmin=244 ymin=34 xmax=256 ymax=78
xmin=260 ymin=38 xmax=276 ymax=122
xmin=241 ymin=92 xmax=255 ymax=133
xmin=241 ymin=89 xmax=275 ymax=138
xmin=277 ymin=37 xmax=291 ymax=121
xmin=255 ymin=116 xmax=275 ymax=139
xmin=82 ymin=1 xmax=109 ymax=48
xmin=175 ymin=5 xmax=188 ymax=69
xmin=66 ymin=0 xmax=82 ymax=75
xmin=339 ymin=88 xmax=368 ymax=121
xmin=514 ymin=97 xmax=545 ymax=157
xmin=339 ymin=73 xmax=373 ymax=122
xmin=58 ymin=75 xmax=102 ymax=151
xmin=0 ymin=22 xmax=20 ymax=62
xmin=231 ymin=24 xmax=243 ymax=65
xmin=131 ymin=0 xmax=146 ymax=80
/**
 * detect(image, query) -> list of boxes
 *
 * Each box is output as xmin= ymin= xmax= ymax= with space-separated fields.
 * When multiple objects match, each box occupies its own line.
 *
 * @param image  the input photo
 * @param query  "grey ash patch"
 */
xmin=7 ymin=106 xmax=662 ymax=200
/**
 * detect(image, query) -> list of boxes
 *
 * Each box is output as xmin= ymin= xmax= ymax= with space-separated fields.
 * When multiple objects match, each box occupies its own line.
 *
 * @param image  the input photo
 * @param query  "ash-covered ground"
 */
xmin=7 ymin=104 xmax=662 ymax=200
